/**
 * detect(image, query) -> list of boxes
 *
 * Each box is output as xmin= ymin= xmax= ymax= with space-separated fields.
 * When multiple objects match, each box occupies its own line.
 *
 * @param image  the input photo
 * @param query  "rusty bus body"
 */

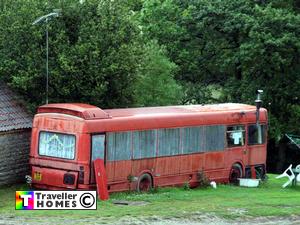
xmin=29 ymin=103 xmax=267 ymax=192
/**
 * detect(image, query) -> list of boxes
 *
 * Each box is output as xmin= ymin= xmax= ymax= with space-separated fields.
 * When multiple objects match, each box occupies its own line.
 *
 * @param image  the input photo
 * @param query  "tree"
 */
xmin=222 ymin=5 xmax=300 ymax=139
xmin=0 ymin=0 xmax=182 ymax=110
xmin=140 ymin=0 xmax=300 ymax=140
xmin=1 ymin=0 xmax=300 ymax=141
xmin=134 ymin=41 xmax=181 ymax=106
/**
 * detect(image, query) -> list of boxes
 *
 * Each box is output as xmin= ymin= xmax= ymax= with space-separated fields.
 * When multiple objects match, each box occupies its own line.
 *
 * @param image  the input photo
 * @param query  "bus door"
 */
xmin=225 ymin=125 xmax=248 ymax=166
xmin=91 ymin=134 xmax=105 ymax=183
xmin=247 ymin=124 xmax=267 ymax=166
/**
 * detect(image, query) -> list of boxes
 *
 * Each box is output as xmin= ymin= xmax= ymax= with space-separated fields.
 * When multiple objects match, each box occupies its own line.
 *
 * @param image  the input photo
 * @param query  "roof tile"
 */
xmin=0 ymin=82 xmax=32 ymax=132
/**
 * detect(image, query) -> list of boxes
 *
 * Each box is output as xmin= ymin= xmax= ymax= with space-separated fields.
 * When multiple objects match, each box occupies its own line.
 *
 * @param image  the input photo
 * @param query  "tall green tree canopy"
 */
xmin=0 ymin=0 xmax=300 ymax=140
xmin=0 ymin=0 xmax=182 ymax=109
xmin=140 ymin=0 xmax=300 ymax=139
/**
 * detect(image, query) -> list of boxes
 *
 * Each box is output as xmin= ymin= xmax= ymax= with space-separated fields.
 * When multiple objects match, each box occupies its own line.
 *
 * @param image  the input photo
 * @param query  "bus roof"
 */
xmin=38 ymin=103 xmax=257 ymax=119
xmin=36 ymin=103 xmax=267 ymax=132
xmin=38 ymin=103 xmax=110 ymax=120
xmin=105 ymin=103 xmax=256 ymax=118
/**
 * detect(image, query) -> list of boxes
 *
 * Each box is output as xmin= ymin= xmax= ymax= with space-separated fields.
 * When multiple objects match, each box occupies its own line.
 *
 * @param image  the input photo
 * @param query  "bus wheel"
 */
xmin=137 ymin=173 xmax=153 ymax=192
xmin=229 ymin=163 xmax=242 ymax=185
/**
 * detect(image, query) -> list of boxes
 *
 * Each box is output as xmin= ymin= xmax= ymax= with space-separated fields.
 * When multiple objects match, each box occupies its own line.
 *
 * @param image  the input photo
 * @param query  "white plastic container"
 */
xmin=238 ymin=178 xmax=260 ymax=187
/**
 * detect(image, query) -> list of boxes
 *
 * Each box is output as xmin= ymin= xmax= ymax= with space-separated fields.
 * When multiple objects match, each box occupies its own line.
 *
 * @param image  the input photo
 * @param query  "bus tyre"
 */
xmin=229 ymin=163 xmax=243 ymax=185
xmin=137 ymin=173 xmax=153 ymax=192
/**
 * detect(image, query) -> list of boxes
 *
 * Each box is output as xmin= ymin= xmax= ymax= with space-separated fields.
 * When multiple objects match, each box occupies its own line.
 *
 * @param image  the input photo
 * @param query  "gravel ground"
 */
xmin=1 ymin=214 xmax=300 ymax=225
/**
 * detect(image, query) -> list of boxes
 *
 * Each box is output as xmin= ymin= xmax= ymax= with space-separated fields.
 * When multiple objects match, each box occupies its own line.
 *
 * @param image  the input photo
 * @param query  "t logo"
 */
xmin=16 ymin=191 xmax=34 ymax=210
xmin=20 ymin=194 xmax=32 ymax=207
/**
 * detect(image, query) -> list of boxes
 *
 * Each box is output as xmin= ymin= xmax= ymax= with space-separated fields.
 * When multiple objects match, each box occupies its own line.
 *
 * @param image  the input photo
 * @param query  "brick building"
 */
xmin=0 ymin=82 xmax=32 ymax=186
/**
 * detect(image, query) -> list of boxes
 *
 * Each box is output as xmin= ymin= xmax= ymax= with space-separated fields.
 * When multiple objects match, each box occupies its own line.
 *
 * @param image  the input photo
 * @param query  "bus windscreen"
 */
xmin=39 ymin=131 xmax=76 ymax=159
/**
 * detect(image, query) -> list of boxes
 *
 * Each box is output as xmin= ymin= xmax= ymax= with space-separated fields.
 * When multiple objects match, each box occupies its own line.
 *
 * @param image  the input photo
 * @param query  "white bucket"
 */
xmin=238 ymin=178 xmax=260 ymax=187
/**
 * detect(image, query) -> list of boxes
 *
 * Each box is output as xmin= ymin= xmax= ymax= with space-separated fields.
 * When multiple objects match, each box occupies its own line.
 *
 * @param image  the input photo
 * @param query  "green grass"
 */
xmin=1 ymin=174 xmax=300 ymax=223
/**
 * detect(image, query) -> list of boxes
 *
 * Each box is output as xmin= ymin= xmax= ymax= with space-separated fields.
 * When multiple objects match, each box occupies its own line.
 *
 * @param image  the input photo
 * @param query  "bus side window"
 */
xmin=91 ymin=134 xmax=105 ymax=161
xmin=226 ymin=126 xmax=245 ymax=147
xmin=182 ymin=126 xmax=202 ymax=153
xmin=248 ymin=124 xmax=266 ymax=145
xmin=204 ymin=125 xmax=225 ymax=151
xmin=107 ymin=132 xmax=131 ymax=161
xmin=158 ymin=128 xmax=180 ymax=156
xmin=133 ymin=130 xmax=156 ymax=159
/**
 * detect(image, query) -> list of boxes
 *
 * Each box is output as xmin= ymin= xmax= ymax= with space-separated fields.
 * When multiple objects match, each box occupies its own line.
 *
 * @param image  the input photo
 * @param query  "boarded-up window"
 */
xmin=107 ymin=132 xmax=131 ymax=161
xmin=203 ymin=125 xmax=225 ymax=151
xmin=182 ymin=127 xmax=202 ymax=153
xmin=158 ymin=128 xmax=180 ymax=156
xmin=133 ymin=130 xmax=156 ymax=159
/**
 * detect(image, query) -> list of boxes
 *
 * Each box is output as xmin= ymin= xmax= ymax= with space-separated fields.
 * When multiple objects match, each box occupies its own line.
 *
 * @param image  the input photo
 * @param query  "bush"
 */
xmin=197 ymin=171 xmax=210 ymax=188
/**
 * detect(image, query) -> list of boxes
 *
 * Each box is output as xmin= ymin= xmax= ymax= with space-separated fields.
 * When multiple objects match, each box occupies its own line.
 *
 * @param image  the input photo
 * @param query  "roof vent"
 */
xmin=38 ymin=103 xmax=110 ymax=120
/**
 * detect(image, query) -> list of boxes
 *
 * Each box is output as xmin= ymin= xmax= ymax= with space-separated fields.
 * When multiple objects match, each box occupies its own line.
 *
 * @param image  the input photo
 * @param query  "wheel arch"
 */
xmin=136 ymin=170 xmax=154 ymax=190
xmin=229 ymin=161 xmax=244 ymax=184
xmin=229 ymin=160 xmax=245 ymax=176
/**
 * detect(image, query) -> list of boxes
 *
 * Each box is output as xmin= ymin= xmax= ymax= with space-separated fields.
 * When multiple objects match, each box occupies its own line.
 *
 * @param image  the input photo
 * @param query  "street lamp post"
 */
xmin=33 ymin=11 xmax=60 ymax=104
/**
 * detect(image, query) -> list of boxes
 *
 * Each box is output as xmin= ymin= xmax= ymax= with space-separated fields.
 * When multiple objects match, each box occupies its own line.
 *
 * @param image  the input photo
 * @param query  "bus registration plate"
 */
xmin=34 ymin=172 xmax=42 ymax=181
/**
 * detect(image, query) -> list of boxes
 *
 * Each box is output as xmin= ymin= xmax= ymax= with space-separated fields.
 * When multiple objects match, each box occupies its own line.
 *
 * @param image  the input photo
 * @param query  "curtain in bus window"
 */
xmin=182 ymin=126 xmax=203 ymax=153
xmin=158 ymin=128 xmax=180 ymax=156
xmin=248 ymin=124 xmax=266 ymax=145
xmin=107 ymin=132 xmax=131 ymax=161
xmin=39 ymin=131 xmax=75 ymax=159
xmin=204 ymin=125 xmax=225 ymax=151
xmin=133 ymin=130 xmax=156 ymax=159
xmin=92 ymin=135 xmax=105 ymax=161
xmin=226 ymin=126 xmax=245 ymax=147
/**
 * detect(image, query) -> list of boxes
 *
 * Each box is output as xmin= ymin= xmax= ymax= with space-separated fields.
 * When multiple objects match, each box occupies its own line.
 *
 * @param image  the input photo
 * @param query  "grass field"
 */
xmin=1 ymin=174 xmax=300 ymax=224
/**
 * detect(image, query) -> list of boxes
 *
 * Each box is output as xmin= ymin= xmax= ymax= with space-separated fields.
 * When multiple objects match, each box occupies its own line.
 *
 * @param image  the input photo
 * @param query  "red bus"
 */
xmin=29 ymin=103 xmax=267 ymax=192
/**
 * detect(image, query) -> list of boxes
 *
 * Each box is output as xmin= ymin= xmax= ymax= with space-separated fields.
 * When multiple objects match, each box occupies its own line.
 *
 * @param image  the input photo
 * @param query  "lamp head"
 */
xmin=32 ymin=10 xmax=61 ymax=25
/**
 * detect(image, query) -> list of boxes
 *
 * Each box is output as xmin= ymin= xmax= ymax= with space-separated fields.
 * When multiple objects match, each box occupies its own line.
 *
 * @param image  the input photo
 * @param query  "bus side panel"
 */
xmin=111 ymin=160 xmax=132 ymax=182
xmin=248 ymin=145 xmax=266 ymax=165
xmin=105 ymin=162 xmax=114 ymax=182
xmin=224 ymin=148 xmax=244 ymax=169
xmin=155 ymin=156 xmax=180 ymax=178
xmin=204 ymin=152 xmax=225 ymax=170
xmin=205 ymin=169 xmax=229 ymax=183
xmin=131 ymin=158 xmax=155 ymax=178
xmin=104 ymin=160 xmax=132 ymax=192
xmin=191 ymin=154 xmax=205 ymax=172
xmin=29 ymin=127 xmax=39 ymax=158
xmin=77 ymin=133 xmax=91 ymax=163
xmin=179 ymin=154 xmax=193 ymax=174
